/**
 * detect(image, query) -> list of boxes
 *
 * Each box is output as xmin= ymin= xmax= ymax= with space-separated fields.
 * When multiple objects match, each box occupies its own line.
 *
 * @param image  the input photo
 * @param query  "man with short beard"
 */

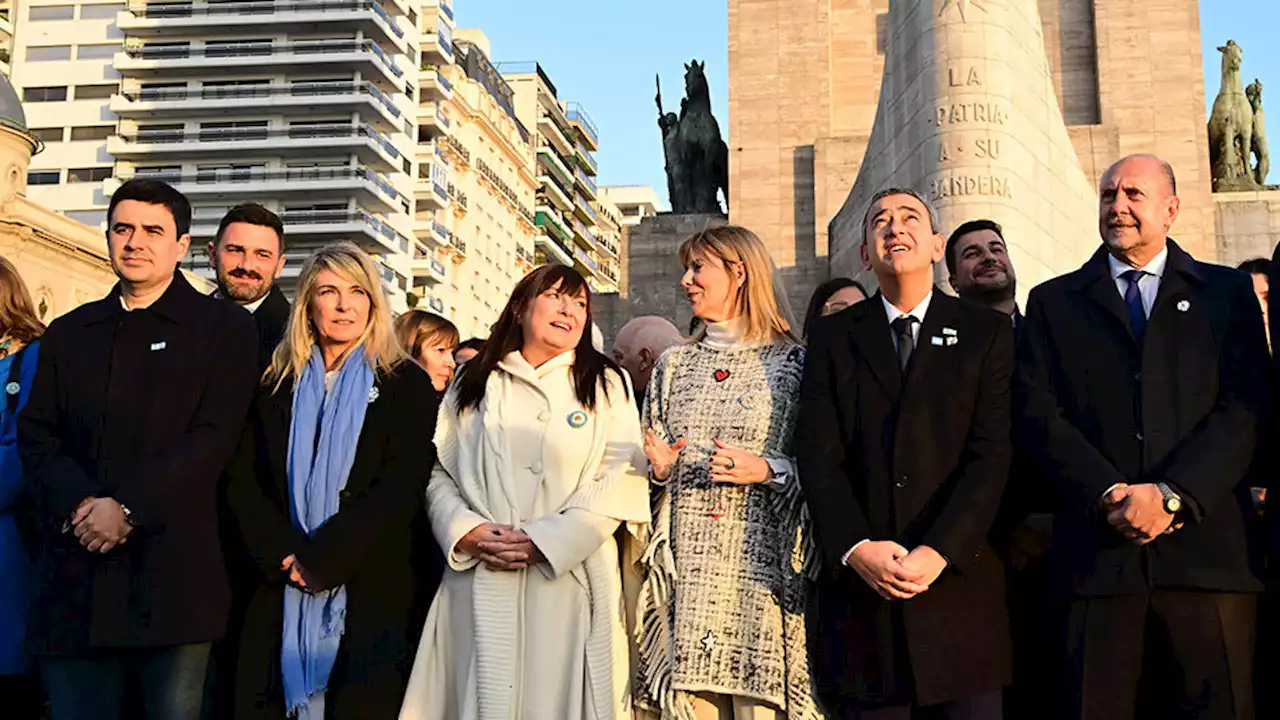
xmin=209 ymin=203 xmax=290 ymax=369
xmin=946 ymin=219 xmax=1019 ymax=322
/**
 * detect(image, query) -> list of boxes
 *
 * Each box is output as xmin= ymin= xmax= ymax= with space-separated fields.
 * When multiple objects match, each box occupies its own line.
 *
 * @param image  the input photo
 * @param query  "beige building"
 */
xmin=419 ymin=28 xmax=538 ymax=339
xmin=728 ymin=0 xmax=1217 ymax=307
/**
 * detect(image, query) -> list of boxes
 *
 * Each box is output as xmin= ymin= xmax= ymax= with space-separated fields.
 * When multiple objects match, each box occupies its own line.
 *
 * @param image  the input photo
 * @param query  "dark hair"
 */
xmin=453 ymin=265 xmax=628 ymax=412
xmin=395 ymin=310 xmax=460 ymax=360
xmin=803 ymin=277 xmax=868 ymax=339
xmin=457 ymin=337 xmax=485 ymax=354
xmin=107 ymin=178 xmax=192 ymax=238
xmin=945 ymin=219 xmax=1005 ymax=274
xmin=861 ymin=187 xmax=940 ymax=245
xmin=1238 ymin=258 xmax=1270 ymax=276
xmin=214 ymin=203 xmax=284 ymax=251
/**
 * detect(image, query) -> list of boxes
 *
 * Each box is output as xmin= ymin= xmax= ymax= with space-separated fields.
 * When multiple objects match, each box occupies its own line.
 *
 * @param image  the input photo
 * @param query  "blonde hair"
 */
xmin=394 ymin=309 xmax=459 ymax=364
xmin=264 ymin=242 xmax=408 ymax=391
xmin=0 ymin=255 xmax=45 ymax=348
xmin=677 ymin=225 xmax=798 ymax=344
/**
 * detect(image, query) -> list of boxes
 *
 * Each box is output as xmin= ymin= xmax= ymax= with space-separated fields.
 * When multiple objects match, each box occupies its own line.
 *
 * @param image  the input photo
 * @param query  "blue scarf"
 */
xmin=282 ymin=344 xmax=375 ymax=718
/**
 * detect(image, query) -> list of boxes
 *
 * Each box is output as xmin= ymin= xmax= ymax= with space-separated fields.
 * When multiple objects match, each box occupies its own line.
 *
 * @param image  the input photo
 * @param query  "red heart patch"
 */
xmin=714 ymin=369 xmax=730 ymax=383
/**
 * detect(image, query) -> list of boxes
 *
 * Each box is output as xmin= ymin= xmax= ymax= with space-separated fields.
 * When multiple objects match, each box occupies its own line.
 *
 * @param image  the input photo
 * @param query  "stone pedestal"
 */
xmin=594 ymin=212 xmax=726 ymax=342
xmin=828 ymin=0 xmax=1101 ymax=302
xmin=1214 ymin=189 xmax=1280 ymax=266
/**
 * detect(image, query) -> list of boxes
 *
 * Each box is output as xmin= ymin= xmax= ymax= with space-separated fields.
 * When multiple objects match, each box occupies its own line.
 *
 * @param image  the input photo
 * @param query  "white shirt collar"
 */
xmin=215 ymin=289 xmax=271 ymax=314
xmin=881 ymin=290 xmax=934 ymax=326
xmin=1107 ymin=244 xmax=1169 ymax=280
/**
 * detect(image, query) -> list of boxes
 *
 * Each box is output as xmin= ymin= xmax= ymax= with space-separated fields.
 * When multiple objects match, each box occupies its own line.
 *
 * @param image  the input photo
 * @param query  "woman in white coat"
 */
xmin=401 ymin=265 xmax=650 ymax=720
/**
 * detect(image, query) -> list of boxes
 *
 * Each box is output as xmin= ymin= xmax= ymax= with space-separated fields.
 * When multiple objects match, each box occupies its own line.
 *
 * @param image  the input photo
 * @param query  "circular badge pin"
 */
xmin=4 ymin=382 xmax=18 ymax=396
xmin=737 ymin=393 xmax=757 ymax=410
xmin=567 ymin=410 xmax=588 ymax=428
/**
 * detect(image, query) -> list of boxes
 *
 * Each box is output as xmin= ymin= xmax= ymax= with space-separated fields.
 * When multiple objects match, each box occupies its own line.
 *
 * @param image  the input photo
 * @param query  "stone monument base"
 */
xmin=594 ymin=212 xmax=726 ymax=343
xmin=1214 ymin=189 xmax=1280 ymax=266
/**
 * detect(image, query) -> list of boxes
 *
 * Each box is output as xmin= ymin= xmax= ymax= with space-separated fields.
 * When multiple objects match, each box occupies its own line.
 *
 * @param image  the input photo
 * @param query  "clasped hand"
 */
xmin=643 ymin=430 xmax=771 ymax=485
xmin=70 ymin=496 xmax=133 ymax=553
xmin=1102 ymin=483 xmax=1179 ymax=545
xmin=848 ymin=542 xmax=948 ymax=601
xmin=458 ymin=523 xmax=546 ymax=571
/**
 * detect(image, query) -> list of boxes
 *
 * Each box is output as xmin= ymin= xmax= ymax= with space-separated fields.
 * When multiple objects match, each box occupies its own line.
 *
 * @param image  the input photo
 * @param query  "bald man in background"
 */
xmin=613 ymin=316 xmax=683 ymax=412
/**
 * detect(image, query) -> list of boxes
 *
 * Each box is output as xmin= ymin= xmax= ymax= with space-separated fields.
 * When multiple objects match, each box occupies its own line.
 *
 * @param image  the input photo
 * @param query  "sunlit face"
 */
xmin=107 ymin=200 xmax=191 ymax=291
xmin=821 ymin=286 xmax=866 ymax=316
xmin=522 ymin=281 xmax=588 ymax=357
xmin=309 ymin=268 xmax=371 ymax=354
xmin=680 ymin=251 xmax=742 ymax=322
xmin=1099 ymin=156 xmax=1180 ymax=257
xmin=417 ymin=332 xmax=458 ymax=392
xmin=860 ymin=194 xmax=945 ymax=279
xmin=950 ymin=229 xmax=1016 ymax=300
xmin=210 ymin=222 xmax=284 ymax=305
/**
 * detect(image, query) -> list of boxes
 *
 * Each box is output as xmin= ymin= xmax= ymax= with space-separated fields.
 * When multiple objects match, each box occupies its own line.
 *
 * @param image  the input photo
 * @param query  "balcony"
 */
xmin=569 ymin=215 xmax=595 ymax=251
xmin=109 ymin=123 xmax=403 ymax=172
xmin=415 ymin=167 xmax=448 ymax=211
xmin=191 ymin=208 xmax=411 ymax=255
xmin=572 ymin=191 xmax=599 ymax=226
xmin=536 ymin=146 xmax=574 ymax=196
xmin=410 ymin=251 xmax=447 ymax=285
xmin=117 ymin=1 xmax=405 ymax=49
xmin=515 ymin=244 xmax=533 ymax=267
xmin=110 ymin=81 xmax=402 ymax=131
xmin=538 ymin=175 xmax=572 ymax=214
xmin=413 ymin=215 xmax=450 ymax=247
xmin=115 ymin=40 xmax=404 ymax=89
xmin=535 ymin=205 xmax=572 ymax=244
xmin=572 ymin=245 xmax=598 ymax=273
xmin=417 ymin=103 xmax=451 ymax=139
xmin=573 ymin=166 xmax=597 ymax=200
xmin=419 ymin=64 xmax=453 ymax=100
xmin=114 ymin=165 xmax=405 ymax=213
xmin=576 ymin=146 xmax=598 ymax=176
xmin=421 ymin=18 xmax=454 ymax=64
xmin=597 ymin=234 xmax=620 ymax=259
xmin=566 ymin=103 xmax=598 ymax=151
xmin=537 ymin=112 xmax=574 ymax=158
xmin=534 ymin=234 xmax=572 ymax=267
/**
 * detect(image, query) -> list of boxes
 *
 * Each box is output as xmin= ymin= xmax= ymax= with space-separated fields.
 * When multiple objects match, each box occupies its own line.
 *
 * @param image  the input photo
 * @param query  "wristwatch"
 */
xmin=1156 ymin=482 xmax=1183 ymax=515
xmin=119 ymin=502 xmax=136 ymax=528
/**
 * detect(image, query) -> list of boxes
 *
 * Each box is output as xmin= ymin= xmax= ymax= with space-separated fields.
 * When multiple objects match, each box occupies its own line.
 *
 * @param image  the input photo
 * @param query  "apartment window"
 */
xmin=196 ymin=163 xmax=266 ymax=183
xmin=29 ymin=5 xmax=75 ymax=20
xmin=67 ymin=166 xmax=112 ymax=183
xmin=27 ymin=46 xmax=72 ymax=62
xmin=76 ymin=43 xmax=119 ymax=60
xmin=206 ymin=39 xmax=271 ymax=58
xmin=24 ymin=87 xmax=67 ymax=102
xmin=200 ymin=120 xmax=268 ymax=141
xmin=74 ymin=84 xmax=118 ymax=99
xmin=64 ymin=210 xmax=104 ymax=225
xmin=135 ymin=165 xmax=182 ymax=178
xmin=27 ymin=171 xmax=60 ymax=185
xmin=136 ymin=124 xmax=184 ymax=143
xmin=79 ymin=3 xmax=124 ymax=19
xmin=30 ymin=128 xmax=64 ymax=142
xmin=70 ymin=125 xmax=114 ymax=141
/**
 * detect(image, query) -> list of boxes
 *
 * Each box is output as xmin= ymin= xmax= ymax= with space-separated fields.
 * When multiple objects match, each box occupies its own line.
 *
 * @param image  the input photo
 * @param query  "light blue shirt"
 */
xmin=1107 ymin=244 xmax=1169 ymax=318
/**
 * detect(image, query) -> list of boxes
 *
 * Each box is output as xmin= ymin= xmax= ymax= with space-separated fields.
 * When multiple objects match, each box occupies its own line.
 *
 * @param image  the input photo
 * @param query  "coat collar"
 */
xmin=1069 ymin=240 xmax=1202 ymax=342
xmin=81 ymin=270 xmax=201 ymax=326
xmin=850 ymin=289 xmax=961 ymax=397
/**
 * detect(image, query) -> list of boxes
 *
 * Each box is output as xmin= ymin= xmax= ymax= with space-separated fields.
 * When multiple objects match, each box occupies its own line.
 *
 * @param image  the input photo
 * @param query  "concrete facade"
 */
xmin=1215 ymin=189 xmax=1280 ymax=268
xmin=729 ymin=0 xmax=1216 ymax=306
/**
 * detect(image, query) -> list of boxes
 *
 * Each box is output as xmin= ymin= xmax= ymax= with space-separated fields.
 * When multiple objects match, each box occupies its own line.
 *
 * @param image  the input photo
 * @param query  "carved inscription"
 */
xmin=931 ymin=102 xmax=1009 ymax=127
xmin=929 ymin=174 xmax=1014 ymax=201
xmin=931 ymin=62 xmax=1012 ymax=201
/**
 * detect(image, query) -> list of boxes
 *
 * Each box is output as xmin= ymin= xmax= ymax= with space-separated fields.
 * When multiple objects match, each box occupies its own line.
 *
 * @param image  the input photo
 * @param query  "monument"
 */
xmin=1208 ymin=39 xmax=1267 ymax=192
xmin=829 ymin=0 xmax=1101 ymax=298
xmin=657 ymin=61 xmax=730 ymax=215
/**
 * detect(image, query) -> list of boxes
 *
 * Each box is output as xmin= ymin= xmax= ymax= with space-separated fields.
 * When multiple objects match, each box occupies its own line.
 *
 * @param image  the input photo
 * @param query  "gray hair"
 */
xmin=860 ymin=187 xmax=941 ymax=245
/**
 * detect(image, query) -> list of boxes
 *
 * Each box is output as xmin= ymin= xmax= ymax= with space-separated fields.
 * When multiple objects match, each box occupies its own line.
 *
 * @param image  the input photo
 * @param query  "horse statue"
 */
xmin=1208 ymin=40 xmax=1258 ymax=190
xmin=1247 ymin=79 xmax=1269 ymax=185
xmin=656 ymin=60 xmax=729 ymax=215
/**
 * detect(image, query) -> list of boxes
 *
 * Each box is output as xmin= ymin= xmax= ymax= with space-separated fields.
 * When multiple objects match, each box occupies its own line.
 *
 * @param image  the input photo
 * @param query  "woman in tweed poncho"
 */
xmin=635 ymin=225 xmax=822 ymax=720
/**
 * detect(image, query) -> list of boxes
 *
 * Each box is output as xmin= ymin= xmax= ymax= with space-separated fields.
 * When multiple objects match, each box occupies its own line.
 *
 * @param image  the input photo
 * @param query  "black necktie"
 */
xmin=1121 ymin=269 xmax=1148 ymax=343
xmin=891 ymin=316 xmax=919 ymax=371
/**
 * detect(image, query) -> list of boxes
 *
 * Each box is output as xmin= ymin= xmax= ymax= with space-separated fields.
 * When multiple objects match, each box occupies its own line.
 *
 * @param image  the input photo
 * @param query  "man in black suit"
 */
xmin=209 ymin=203 xmax=290 ymax=369
xmin=798 ymin=188 xmax=1014 ymax=719
xmin=1018 ymin=154 xmax=1268 ymax=719
xmin=946 ymin=219 xmax=1019 ymax=323
xmin=19 ymin=179 xmax=258 ymax=719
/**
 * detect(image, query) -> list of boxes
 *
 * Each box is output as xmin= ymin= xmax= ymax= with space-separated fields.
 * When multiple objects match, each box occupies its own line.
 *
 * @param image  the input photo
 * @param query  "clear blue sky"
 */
xmin=459 ymin=1 xmax=1278 ymax=201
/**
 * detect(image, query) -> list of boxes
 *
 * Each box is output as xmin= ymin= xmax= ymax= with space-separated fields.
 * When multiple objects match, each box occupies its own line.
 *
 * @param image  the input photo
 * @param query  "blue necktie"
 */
xmin=1122 ymin=269 xmax=1147 ymax=343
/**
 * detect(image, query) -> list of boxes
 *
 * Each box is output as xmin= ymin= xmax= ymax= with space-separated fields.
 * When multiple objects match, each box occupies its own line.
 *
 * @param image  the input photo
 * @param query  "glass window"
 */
xmin=24 ymin=87 xmax=68 ymax=102
xmin=64 ymin=210 xmax=105 ymax=225
xmin=27 ymin=171 xmax=61 ymax=185
xmin=67 ymin=167 xmax=112 ymax=183
xmin=30 ymin=127 xmax=64 ymax=142
xmin=74 ymin=84 xmax=118 ymax=99
xmin=76 ymin=43 xmax=119 ymax=60
xmin=79 ymin=3 xmax=124 ymax=19
xmin=26 ymin=46 xmax=72 ymax=62
xmin=29 ymin=5 xmax=75 ymax=20
xmin=70 ymin=125 xmax=114 ymax=141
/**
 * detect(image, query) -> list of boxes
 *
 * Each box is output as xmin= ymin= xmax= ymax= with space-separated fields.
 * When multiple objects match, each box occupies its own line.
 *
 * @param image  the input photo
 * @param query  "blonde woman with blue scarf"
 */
xmin=226 ymin=242 xmax=442 ymax=719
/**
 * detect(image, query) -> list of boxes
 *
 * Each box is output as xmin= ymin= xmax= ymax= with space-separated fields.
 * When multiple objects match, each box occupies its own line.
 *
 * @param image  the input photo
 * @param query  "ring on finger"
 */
xmin=726 ymin=457 xmax=736 ymax=471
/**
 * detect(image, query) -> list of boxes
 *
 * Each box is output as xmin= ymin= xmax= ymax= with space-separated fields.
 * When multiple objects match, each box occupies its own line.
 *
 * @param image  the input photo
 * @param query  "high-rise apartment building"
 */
xmin=502 ymin=62 xmax=618 ymax=295
xmin=417 ymin=27 xmax=537 ymax=339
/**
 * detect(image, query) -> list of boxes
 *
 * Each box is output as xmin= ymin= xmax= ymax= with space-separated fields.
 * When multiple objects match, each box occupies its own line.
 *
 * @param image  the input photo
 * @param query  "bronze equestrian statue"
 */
xmin=657 ymin=60 xmax=729 ymax=215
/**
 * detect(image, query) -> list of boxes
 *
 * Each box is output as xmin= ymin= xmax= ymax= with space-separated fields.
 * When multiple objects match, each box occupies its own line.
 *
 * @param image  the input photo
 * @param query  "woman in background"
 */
xmin=396 ymin=310 xmax=460 ymax=393
xmin=401 ymin=265 xmax=649 ymax=720
xmin=0 ymin=256 xmax=44 ymax=720
xmin=227 ymin=242 xmax=440 ymax=719
xmin=638 ymin=226 xmax=819 ymax=719
xmin=801 ymin=277 xmax=868 ymax=340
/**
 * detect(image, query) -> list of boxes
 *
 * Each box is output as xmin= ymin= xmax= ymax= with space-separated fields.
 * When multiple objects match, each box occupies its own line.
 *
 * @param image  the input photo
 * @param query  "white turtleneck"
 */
xmin=695 ymin=314 xmax=794 ymax=488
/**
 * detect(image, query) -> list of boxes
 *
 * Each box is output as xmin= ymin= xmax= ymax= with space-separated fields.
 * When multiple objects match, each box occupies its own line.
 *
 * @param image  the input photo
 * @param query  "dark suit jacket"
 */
xmin=797 ymin=291 xmax=1014 ymax=708
xmin=212 ymin=284 xmax=291 ymax=371
xmin=18 ymin=271 xmax=258 ymax=652
xmin=225 ymin=361 xmax=441 ymax=720
xmin=1017 ymin=241 xmax=1269 ymax=597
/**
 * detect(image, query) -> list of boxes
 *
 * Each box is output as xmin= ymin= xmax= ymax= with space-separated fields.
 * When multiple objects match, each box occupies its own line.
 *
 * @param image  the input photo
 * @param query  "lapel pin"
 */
xmin=931 ymin=336 xmax=944 ymax=346
xmin=1177 ymin=300 xmax=1191 ymax=312
xmin=368 ymin=386 xmax=380 ymax=403
xmin=567 ymin=410 xmax=588 ymax=428
xmin=4 ymin=382 xmax=18 ymax=395
xmin=150 ymin=341 xmax=166 ymax=351
xmin=942 ymin=327 xmax=958 ymax=336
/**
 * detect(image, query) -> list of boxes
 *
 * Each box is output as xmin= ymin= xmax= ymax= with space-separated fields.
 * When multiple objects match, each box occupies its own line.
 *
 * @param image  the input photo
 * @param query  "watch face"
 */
xmin=1167 ymin=496 xmax=1182 ymax=513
